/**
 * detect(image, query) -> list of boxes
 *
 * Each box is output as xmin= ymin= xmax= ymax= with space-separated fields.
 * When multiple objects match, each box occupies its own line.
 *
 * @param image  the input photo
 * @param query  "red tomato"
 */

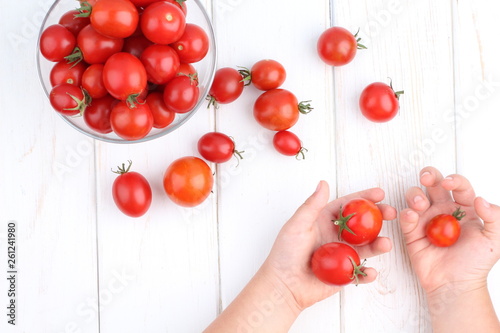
xmin=163 ymin=75 xmax=199 ymax=113
xmin=273 ymin=131 xmax=307 ymax=159
xmin=82 ymin=64 xmax=108 ymax=99
xmin=140 ymin=44 xmax=180 ymax=84
xmin=311 ymin=242 xmax=366 ymax=286
xmin=50 ymin=84 xmax=87 ymax=116
xmin=90 ymin=0 xmax=139 ymax=39
xmin=166 ymin=0 xmax=187 ymax=15
xmin=49 ymin=60 xmax=87 ymax=87
xmin=253 ymin=89 xmax=312 ymax=131
xmin=359 ymin=81 xmax=404 ymax=123
xmin=58 ymin=10 xmax=90 ymax=37
xmin=426 ymin=208 xmax=464 ymax=247
xmin=122 ymin=34 xmax=153 ymax=58
xmin=112 ymin=161 xmax=152 ymax=218
xmin=103 ymin=52 xmax=148 ymax=102
xmin=171 ymin=23 xmax=209 ymax=63
xmin=198 ymin=132 xmax=243 ymax=163
xmin=317 ymin=27 xmax=366 ymax=66
xmin=76 ymin=24 xmax=124 ymax=64
xmin=163 ymin=156 xmax=214 ymax=207
xmin=110 ymin=101 xmax=153 ymax=140
xmin=207 ymin=67 xmax=244 ymax=108
xmin=141 ymin=2 xmax=186 ymax=44
xmin=333 ymin=198 xmax=383 ymax=246
xmin=84 ymin=95 xmax=116 ymax=133
xmin=145 ymin=92 xmax=176 ymax=128
xmin=40 ymin=24 xmax=76 ymax=62
xmin=177 ymin=63 xmax=197 ymax=77
xmin=250 ymin=59 xmax=286 ymax=91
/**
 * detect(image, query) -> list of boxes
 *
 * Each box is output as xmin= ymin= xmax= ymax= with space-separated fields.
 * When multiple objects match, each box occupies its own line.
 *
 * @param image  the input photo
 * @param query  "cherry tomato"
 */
xmin=140 ymin=44 xmax=180 ymax=85
xmin=176 ymin=63 xmax=197 ymax=77
xmin=163 ymin=75 xmax=199 ymax=113
xmin=198 ymin=132 xmax=243 ymax=163
xmin=145 ymin=92 xmax=176 ymax=128
xmin=317 ymin=27 xmax=366 ymax=66
xmin=273 ymin=131 xmax=307 ymax=159
xmin=49 ymin=60 xmax=87 ymax=87
xmin=253 ymin=89 xmax=312 ymax=131
xmin=58 ymin=10 xmax=90 ymax=37
xmin=311 ymin=242 xmax=366 ymax=286
xmin=76 ymin=24 xmax=124 ymax=64
xmin=90 ymin=0 xmax=139 ymax=39
xmin=171 ymin=23 xmax=209 ymax=63
xmin=84 ymin=95 xmax=116 ymax=133
xmin=359 ymin=81 xmax=404 ymax=123
xmin=81 ymin=64 xmax=107 ymax=99
xmin=426 ymin=208 xmax=465 ymax=247
xmin=163 ymin=156 xmax=214 ymax=207
xmin=110 ymin=101 xmax=153 ymax=140
xmin=122 ymin=34 xmax=153 ymax=58
xmin=207 ymin=67 xmax=244 ymax=108
xmin=49 ymin=84 xmax=87 ymax=116
xmin=40 ymin=24 xmax=76 ymax=62
xmin=166 ymin=0 xmax=187 ymax=15
xmin=103 ymin=52 xmax=148 ymax=101
xmin=141 ymin=2 xmax=186 ymax=45
xmin=250 ymin=59 xmax=286 ymax=91
xmin=112 ymin=161 xmax=152 ymax=218
xmin=333 ymin=198 xmax=383 ymax=246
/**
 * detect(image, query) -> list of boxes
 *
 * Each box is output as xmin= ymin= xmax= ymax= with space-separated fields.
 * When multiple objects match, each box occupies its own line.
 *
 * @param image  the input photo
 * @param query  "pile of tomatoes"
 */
xmin=39 ymin=0 xmax=210 ymax=140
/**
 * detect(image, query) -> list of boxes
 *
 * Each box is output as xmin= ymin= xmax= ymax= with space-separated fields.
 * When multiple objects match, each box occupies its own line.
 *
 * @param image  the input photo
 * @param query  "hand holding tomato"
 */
xmin=261 ymin=181 xmax=395 ymax=310
xmin=400 ymin=167 xmax=500 ymax=298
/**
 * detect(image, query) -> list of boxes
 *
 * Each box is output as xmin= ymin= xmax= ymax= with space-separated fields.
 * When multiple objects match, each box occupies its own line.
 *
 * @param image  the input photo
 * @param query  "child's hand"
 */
xmin=262 ymin=181 xmax=396 ymax=311
xmin=400 ymin=166 xmax=500 ymax=298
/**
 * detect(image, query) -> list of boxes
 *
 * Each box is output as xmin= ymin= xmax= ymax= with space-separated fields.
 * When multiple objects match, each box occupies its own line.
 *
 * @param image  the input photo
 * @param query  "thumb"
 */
xmin=474 ymin=197 xmax=500 ymax=238
xmin=287 ymin=181 xmax=330 ymax=230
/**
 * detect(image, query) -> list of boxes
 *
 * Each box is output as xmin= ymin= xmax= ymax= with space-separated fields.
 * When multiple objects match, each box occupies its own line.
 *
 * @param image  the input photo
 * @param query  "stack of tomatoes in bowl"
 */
xmin=37 ymin=0 xmax=216 ymax=143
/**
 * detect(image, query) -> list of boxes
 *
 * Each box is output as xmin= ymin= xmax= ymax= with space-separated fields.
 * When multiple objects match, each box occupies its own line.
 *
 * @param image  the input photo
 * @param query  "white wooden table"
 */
xmin=1 ymin=0 xmax=499 ymax=332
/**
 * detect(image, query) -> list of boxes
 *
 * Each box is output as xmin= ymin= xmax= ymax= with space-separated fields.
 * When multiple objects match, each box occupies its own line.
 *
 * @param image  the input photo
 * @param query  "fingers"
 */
xmin=399 ymin=208 xmax=421 ymax=236
xmin=324 ymin=187 xmax=386 ymax=217
xmin=356 ymin=237 xmax=392 ymax=259
xmin=378 ymin=204 xmax=398 ymax=221
xmin=287 ymin=181 xmax=330 ymax=231
xmin=405 ymin=186 xmax=430 ymax=212
xmin=419 ymin=167 xmax=452 ymax=204
xmin=357 ymin=267 xmax=377 ymax=285
xmin=474 ymin=197 xmax=500 ymax=238
xmin=441 ymin=174 xmax=476 ymax=207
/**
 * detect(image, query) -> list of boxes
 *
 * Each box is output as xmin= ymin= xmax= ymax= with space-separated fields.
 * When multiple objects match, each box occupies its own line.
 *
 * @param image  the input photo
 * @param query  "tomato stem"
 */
xmin=126 ymin=93 xmax=145 ymax=109
xmin=349 ymin=257 xmax=367 ymax=286
xmin=65 ymin=88 xmax=89 ymax=117
xmin=354 ymin=28 xmax=367 ymax=50
xmin=298 ymin=100 xmax=313 ymax=114
xmin=452 ymin=207 xmax=466 ymax=221
xmin=174 ymin=0 xmax=187 ymax=9
xmin=237 ymin=66 xmax=252 ymax=86
xmin=332 ymin=206 xmax=357 ymax=241
xmin=112 ymin=160 xmax=132 ymax=175
xmin=75 ymin=1 xmax=92 ymax=17
xmin=65 ymin=47 xmax=83 ymax=67
xmin=388 ymin=77 xmax=404 ymax=100
xmin=295 ymin=147 xmax=308 ymax=160
xmin=206 ymin=95 xmax=219 ymax=110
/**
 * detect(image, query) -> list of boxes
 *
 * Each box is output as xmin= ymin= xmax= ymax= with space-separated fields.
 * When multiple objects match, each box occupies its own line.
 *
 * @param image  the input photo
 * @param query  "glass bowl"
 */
xmin=37 ymin=0 xmax=217 ymax=144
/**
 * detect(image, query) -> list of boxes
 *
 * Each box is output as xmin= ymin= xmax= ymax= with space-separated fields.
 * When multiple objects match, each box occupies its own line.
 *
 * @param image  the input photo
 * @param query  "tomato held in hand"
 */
xmin=40 ymin=24 xmax=76 ymax=62
xmin=332 ymin=198 xmax=383 ymax=246
xmin=141 ymin=2 xmax=186 ymax=45
xmin=163 ymin=156 xmax=214 ymax=207
xmin=253 ymin=89 xmax=312 ymax=131
xmin=317 ymin=27 xmax=366 ymax=66
xmin=249 ymin=59 xmax=286 ymax=91
xmin=359 ymin=81 xmax=404 ymax=123
xmin=50 ymin=84 xmax=87 ymax=116
xmin=207 ymin=67 xmax=245 ymax=109
xmin=171 ymin=23 xmax=209 ymax=63
xmin=163 ymin=75 xmax=199 ymax=113
xmin=112 ymin=161 xmax=152 ymax=218
xmin=426 ymin=208 xmax=465 ymax=247
xmin=50 ymin=60 xmax=87 ymax=87
xmin=90 ymin=0 xmax=139 ymax=39
xmin=273 ymin=131 xmax=307 ymax=159
xmin=110 ymin=101 xmax=153 ymax=140
xmin=311 ymin=242 xmax=366 ymax=286
xmin=198 ymin=132 xmax=243 ymax=163
xmin=103 ymin=52 xmax=147 ymax=102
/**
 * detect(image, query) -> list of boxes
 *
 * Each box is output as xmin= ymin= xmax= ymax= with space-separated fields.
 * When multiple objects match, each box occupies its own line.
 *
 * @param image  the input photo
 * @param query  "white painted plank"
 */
xmin=0 ymin=1 xmax=99 ymax=333
xmin=332 ymin=1 xmax=456 ymax=332
xmin=213 ymin=0 xmax=339 ymax=331
xmin=453 ymin=0 xmax=500 ymax=316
